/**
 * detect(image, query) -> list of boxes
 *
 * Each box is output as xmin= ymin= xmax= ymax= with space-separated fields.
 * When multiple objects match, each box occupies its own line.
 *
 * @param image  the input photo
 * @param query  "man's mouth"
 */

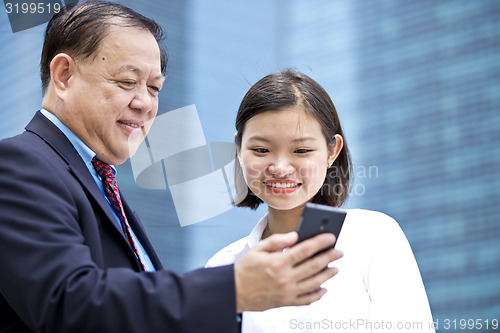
xmin=118 ymin=120 xmax=142 ymax=129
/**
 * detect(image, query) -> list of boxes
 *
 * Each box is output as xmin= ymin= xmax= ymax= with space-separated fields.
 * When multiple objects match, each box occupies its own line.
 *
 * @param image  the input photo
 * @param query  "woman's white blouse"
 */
xmin=206 ymin=209 xmax=435 ymax=333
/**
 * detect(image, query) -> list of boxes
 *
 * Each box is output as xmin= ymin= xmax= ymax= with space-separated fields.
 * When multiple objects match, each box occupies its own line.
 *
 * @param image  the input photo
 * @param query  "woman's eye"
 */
xmin=295 ymin=148 xmax=312 ymax=154
xmin=252 ymin=148 xmax=269 ymax=154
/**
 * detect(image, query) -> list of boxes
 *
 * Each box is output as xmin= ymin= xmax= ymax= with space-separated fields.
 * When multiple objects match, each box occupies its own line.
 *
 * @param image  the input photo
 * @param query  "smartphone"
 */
xmin=296 ymin=203 xmax=346 ymax=252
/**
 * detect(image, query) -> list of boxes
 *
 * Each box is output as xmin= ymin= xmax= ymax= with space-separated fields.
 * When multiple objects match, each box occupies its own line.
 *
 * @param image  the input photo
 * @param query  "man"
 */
xmin=0 ymin=1 xmax=342 ymax=332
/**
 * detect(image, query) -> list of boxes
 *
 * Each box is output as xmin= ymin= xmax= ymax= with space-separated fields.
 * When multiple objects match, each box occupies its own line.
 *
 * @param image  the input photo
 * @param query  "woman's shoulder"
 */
xmin=345 ymin=208 xmax=399 ymax=229
xmin=340 ymin=208 xmax=404 ymax=245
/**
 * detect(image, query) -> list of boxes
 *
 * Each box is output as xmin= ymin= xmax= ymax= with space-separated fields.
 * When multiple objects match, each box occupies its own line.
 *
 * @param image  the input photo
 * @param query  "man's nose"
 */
xmin=130 ymin=85 xmax=154 ymax=113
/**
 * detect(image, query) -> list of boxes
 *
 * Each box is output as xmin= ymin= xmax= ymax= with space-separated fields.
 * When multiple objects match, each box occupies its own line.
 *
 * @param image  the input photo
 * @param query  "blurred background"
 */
xmin=1 ymin=0 xmax=499 ymax=330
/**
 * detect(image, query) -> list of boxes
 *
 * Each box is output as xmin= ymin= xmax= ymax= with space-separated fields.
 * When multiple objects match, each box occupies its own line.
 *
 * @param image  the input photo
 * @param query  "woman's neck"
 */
xmin=262 ymin=205 xmax=305 ymax=239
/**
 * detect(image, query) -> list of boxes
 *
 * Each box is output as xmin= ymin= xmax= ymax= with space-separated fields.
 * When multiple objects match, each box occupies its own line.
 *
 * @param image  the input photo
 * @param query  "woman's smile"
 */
xmin=239 ymin=106 xmax=335 ymax=210
xmin=263 ymin=180 xmax=302 ymax=194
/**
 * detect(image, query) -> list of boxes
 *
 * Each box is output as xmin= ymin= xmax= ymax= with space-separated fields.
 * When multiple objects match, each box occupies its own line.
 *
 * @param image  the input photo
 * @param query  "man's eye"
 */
xmin=149 ymin=85 xmax=161 ymax=93
xmin=120 ymin=81 xmax=135 ymax=87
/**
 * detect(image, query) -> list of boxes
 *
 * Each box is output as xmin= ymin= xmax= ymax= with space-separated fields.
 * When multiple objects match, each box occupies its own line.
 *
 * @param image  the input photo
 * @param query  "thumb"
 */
xmin=254 ymin=231 xmax=298 ymax=253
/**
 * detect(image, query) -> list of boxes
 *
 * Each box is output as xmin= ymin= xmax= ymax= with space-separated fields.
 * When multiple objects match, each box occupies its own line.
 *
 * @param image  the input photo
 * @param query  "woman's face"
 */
xmin=238 ymin=106 xmax=341 ymax=211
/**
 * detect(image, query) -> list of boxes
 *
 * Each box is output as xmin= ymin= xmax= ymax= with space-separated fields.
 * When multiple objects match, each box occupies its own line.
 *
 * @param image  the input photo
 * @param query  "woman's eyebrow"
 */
xmin=246 ymin=136 xmax=317 ymax=143
xmin=291 ymin=137 xmax=317 ymax=143
xmin=246 ymin=136 xmax=270 ymax=143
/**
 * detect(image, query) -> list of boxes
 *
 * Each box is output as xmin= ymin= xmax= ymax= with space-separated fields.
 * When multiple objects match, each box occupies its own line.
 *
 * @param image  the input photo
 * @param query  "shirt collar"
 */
xmin=40 ymin=109 xmax=116 ymax=175
xmin=247 ymin=213 xmax=268 ymax=248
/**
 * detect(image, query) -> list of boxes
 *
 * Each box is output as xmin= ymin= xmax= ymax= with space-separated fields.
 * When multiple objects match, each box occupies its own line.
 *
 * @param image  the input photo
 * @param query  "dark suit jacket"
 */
xmin=0 ymin=112 xmax=237 ymax=332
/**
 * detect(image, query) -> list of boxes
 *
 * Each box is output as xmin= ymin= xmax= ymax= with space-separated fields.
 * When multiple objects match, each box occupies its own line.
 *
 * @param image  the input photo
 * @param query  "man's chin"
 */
xmin=123 ymin=147 xmax=139 ymax=161
xmin=126 ymin=137 xmax=145 ymax=158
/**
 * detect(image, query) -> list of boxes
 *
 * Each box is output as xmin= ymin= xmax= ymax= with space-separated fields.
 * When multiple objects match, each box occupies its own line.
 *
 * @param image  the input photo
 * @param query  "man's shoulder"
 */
xmin=0 ymin=129 xmax=60 ymax=165
xmin=0 ymin=112 xmax=81 ymax=172
xmin=0 ymin=130 xmax=75 ymax=192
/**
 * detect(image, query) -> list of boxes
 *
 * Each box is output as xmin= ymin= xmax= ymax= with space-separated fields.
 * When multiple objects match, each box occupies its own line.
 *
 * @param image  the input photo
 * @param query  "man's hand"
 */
xmin=234 ymin=231 xmax=343 ymax=312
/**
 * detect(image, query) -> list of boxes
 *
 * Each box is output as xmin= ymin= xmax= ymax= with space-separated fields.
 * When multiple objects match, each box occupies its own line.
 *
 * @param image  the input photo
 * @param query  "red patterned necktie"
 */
xmin=91 ymin=157 xmax=145 ymax=270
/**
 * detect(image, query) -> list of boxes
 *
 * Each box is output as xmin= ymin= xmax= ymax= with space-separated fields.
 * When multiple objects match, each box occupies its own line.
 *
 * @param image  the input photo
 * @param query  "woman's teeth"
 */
xmin=264 ymin=182 xmax=299 ymax=188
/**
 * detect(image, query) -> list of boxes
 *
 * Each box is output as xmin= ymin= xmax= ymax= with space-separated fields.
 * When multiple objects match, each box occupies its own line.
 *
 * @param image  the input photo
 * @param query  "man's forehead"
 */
xmin=116 ymin=64 xmax=165 ymax=82
xmin=98 ymin=25 xmax=160 ymax=56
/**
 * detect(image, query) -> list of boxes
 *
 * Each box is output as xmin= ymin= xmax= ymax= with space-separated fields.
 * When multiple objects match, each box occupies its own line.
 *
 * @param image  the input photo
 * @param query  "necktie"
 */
xmin=92 ymin=157 xmax=145 ymax=270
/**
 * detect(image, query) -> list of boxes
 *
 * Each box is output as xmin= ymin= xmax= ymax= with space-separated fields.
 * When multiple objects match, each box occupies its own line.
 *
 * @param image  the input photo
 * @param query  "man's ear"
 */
xmin=49 ymin=53 xmax=75 ymax=100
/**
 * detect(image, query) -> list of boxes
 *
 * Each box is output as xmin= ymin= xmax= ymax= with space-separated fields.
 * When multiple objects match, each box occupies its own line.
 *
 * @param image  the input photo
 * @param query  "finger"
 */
xmin=254 ymin=231 xmax=298 ymax=253
xmin=292 ymin=288 xmax=328 ymax=306
xmin=296 ymin=266 xmax=339 ymax=295
xmin=285 ymin=233 xmax=337 ymax=266
xmin=293 ymin=248 xmax=343 ymax=282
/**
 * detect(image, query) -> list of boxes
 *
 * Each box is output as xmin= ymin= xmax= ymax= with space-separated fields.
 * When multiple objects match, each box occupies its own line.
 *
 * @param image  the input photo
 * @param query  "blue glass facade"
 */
xmin=349 ymin=1 xmax=500 ymax=323
xmin=277 ymin=0 xmax=500 ymax=325
xmin=0 ymin=0 xmax=498 ymax=328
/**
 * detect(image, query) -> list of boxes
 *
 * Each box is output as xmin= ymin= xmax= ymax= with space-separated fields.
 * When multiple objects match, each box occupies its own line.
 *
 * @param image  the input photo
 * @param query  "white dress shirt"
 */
xmin=207 ymin=209 xmax=435 ymax=333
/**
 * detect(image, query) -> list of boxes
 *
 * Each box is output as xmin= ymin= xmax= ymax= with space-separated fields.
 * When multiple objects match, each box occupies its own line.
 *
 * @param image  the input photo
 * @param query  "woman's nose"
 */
xmin=267 ymin=158 xmax=295 ymax=177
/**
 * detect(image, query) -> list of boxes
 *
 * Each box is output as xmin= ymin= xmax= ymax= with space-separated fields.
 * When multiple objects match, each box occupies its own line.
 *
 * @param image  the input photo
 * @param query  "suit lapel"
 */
xmin=25 ymin=111 xmax=158 ymax=269
xmin=121 ymin=197 xmax=163 ymax=269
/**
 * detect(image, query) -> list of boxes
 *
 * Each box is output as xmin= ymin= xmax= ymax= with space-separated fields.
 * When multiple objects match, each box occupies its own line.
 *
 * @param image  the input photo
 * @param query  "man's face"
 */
xmin=63 ymin=26 xmax=164 ymax=165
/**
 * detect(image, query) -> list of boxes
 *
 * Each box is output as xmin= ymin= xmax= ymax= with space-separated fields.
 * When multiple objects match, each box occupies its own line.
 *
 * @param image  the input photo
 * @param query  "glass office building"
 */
xmin=276 ymin=0 xmax=500 ymax=323
xmin=0 ymin=0 xmax=498 ymax=329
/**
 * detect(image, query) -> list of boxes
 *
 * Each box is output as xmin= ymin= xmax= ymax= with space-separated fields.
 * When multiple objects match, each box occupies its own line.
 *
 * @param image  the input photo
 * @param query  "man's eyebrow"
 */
xmin=116 ymin=65 xmax=166 ymax=82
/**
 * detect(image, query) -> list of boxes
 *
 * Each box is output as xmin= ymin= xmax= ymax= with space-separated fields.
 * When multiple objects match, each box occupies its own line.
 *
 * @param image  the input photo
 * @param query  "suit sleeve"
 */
xmin=0 ymin=137 xmax=238 ymax=333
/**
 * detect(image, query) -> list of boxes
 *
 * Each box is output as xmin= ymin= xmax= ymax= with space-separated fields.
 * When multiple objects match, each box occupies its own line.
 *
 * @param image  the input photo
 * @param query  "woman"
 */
xmin=207 ymin=70 xmax=434 ymax=332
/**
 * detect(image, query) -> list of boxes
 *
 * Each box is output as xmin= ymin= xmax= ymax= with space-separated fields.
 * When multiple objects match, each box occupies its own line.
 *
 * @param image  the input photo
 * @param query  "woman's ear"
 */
xmin=234 ymin=132 xmax=242 ymax=164
xmin=328 ymin=134 xmax=344 ymax=167
xmin=49 ymin=53 xmax=75 ymax=100
xmin=233 ymin=132 xmax=248 ymax=204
